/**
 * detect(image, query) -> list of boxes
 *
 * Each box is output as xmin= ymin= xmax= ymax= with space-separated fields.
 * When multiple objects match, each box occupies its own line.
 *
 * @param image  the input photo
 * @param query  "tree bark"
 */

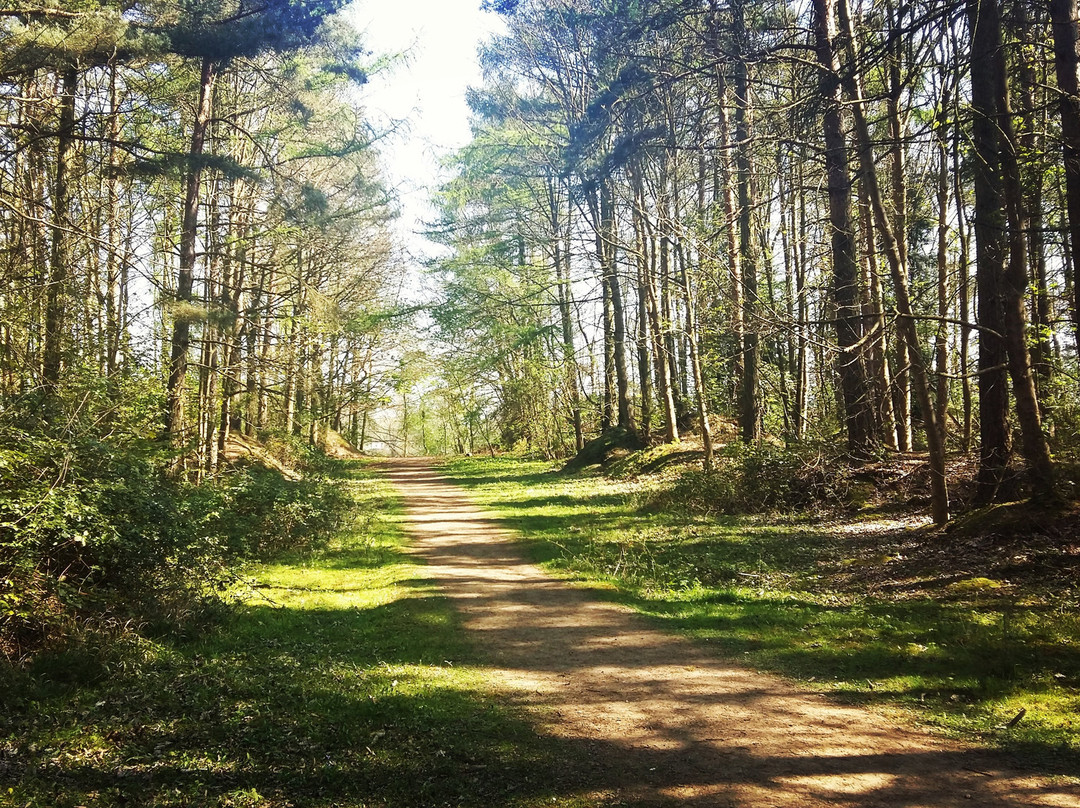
xmin=935 ymin=84 xmax=951 ymax=432
xmin=42 ymin=66 xmax=78 ymax=392
xmin=812 ymin=0 xmax=876 ymax=456
xmin=1050 ymin=0 xmax=1080 ymax=371
xmin=679 ymin=241 xmax=714 ymax=469
xmin=837 ymin=0 xmax=949 ymax=523
xmin=859 ymin=192 xmax=897 ymax=448
xmin=794 ymin=151 xmax=810 ymax=438
xmin=629 ymin=165 xmax=654 ymax=444
xmin=166 ymin=56 xmax=215 ymax=442
xmin=104 ymin=63 xmax=123 ymax=382
xmin=550 ymin=176 xmax=584 ymax=452
xmin=636 ymin=172 xmax=680 ymax=444
xmin=602 ymin=180 xmax=633 ymax=431
xmin=886 ymin=7 xmax=912 ymax=452
xmin=954 ymin=117 xmax=974 ymax=452
xmin=966 ymin=5 xmax=1011 ymax=501
xmin=734 ymin=0 xmax=760 ymax=442
xmin=588 ymin=183 xmax=616 ymax=431
xmin=977 ymin=0 xmax=1057 ymax=500
xmin=1013 ymin=4 xmax=1053 ymax=400
xmin=717 ymin=75 xmax=743 ymax=411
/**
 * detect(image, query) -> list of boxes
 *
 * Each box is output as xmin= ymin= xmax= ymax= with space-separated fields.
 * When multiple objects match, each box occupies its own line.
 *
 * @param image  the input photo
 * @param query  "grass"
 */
xmin=0 ymin=463 xmax=598 ymax=808
xmin=5 ymin=454 xmax=1076 ymax=805
xmin=441 ymin=455 xmax=1080 ymax=777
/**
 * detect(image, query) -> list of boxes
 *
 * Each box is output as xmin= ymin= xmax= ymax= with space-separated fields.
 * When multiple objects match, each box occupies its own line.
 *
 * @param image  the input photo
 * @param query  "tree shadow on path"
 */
xmin=383 ymin=458 xmax=1080 ymax=808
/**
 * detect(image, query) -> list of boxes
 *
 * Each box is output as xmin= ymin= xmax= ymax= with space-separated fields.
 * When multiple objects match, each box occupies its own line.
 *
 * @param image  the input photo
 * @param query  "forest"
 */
xmin=1 ymin=0 xmax=1079 ymax=661
xmin=429 ymin=0 xmax=1080 ymax=526
xmin=0 ymin=0 xmax=403 ymax=660
xmin=1 ymin=0 xmax=1079 ymax=804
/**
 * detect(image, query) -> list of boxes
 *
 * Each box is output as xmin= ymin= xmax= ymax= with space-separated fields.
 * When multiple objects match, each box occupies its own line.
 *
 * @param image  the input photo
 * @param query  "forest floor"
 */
xmin=3 ymin=456 xmax=1077 ymax=807
xmin=383 ymin=457 xmax=1080 ymax=807
xmin=1 ymin=464 xmax=588 ymax=808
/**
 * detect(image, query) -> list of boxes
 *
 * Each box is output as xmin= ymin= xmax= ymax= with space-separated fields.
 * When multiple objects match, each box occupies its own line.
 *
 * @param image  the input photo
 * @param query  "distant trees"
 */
xmin=433 ymin=0 xmax=1079 ymax=517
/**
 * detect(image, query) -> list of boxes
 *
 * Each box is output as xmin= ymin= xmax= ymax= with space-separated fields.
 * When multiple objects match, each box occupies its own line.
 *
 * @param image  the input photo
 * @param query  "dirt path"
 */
xmin=381 ymin=458 xmax=1079 ymax=807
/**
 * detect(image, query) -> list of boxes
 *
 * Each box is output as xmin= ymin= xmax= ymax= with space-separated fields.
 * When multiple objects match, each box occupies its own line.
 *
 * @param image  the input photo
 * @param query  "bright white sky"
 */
xmin=347 ymin=0 xmax=504 ymax=261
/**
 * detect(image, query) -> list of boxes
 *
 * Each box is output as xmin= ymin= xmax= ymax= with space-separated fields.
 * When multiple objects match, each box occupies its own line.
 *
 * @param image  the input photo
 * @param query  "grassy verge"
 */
xmin=0 ymin=463 xmax=591 ymax=808
xmin=441 ymin=456 xmax=1080 ymax=776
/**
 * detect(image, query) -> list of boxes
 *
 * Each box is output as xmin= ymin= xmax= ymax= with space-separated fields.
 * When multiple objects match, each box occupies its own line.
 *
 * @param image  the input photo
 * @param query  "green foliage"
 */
xmin=0 ymin=378 xmax=349 ymax=663
xmin=150 ymin=0 xmax=351 ymax=61
xmin=651 ymin=443 xmax=855 ymax=515
xmin=0 ymin=4 xmax=164 ymax=72
xmin=213 ymin=464 xmax=349 ymax=559
xmin=428 ymin=111 xmax=579 ymax=459
xmin=0 ymin=468 xmax=589 ymax=808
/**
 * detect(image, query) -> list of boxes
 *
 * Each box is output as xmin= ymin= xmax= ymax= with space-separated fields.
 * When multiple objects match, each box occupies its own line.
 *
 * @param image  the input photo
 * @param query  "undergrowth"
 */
xmin=648 ymin=443 xmax=859 ymax=514
xmin=0 ymin=382 xmax=349 ymax=664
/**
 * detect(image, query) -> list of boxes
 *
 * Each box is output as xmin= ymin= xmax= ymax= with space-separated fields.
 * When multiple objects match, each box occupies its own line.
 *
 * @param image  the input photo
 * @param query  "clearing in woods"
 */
xmin=382 ymin=457 xmax=1080 ymax=808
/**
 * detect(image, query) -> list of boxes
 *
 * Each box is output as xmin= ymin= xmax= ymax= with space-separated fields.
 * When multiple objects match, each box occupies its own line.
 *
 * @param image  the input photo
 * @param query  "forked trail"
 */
xmin=382 ymin=458 xmax=1078 ymax=808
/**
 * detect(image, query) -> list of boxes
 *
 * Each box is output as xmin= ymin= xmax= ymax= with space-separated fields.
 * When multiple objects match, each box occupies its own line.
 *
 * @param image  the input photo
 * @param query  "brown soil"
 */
xmin=381 ymin=458 xmax=1080 ymax=808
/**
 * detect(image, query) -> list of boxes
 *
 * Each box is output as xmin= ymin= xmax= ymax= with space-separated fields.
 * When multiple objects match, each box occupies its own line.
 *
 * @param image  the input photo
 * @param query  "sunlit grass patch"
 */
xmin=0 ymin=464 xmax=595 ymax=808
xmin=444 ymin=455 xmax=1080 ymax=775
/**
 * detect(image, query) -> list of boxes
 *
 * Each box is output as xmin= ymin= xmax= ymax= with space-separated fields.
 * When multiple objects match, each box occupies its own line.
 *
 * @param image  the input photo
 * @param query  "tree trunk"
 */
xmin=42 ymin=66 xmax=78 ymax=392
xmin=586 ymin=184 xmax=616 ymax=430
xmin=964 ymin=1 xmax=1012 ymax=502
xmin=257 ymin=261 xmax=275 ymax=433
xmin=859 ymin=192 xmax=897 ymax=448
xmin=886 ymin=8 xmax=912 ymax=451
xmin=734 ymin=0 xmax=760 ymax=442
xmin=199 ymin=187 xmax=223 ymax=477
xmin=935 ymin=84 xmax=951 ymax=432
xmin=629 ymin=166 xmax=654 ymax=444
xmin=638 ymin=178 xmax=680 ymax=444
xmin=550 ymin=175 xmax=584 ymax=451
xmin=717 ymin=76 xmax=743 ymax=411
xmin=1049 ymin=0 xmax=1080 ymax=364
xmin=794 ymin=151 xmax=810 ymax=438
xmin=1013 ymin=5 xmax=1053 ymax=401
xmin=603 ymin=180 xmax=633 ymax=431
xmin=954 ymin=121 xmax=974 ymax=452
xmin=659 ymin=210 xmax=685 ymax=424
xmin=104 ymin=64 xmax=123 ymax=383
xmin=166 ymin=56 xmax=215 ymax=442
xmin=778 ymin=149 xmax=799 ymax=440
xmin=812 ymin=0 xmax=876 ymax=456
xmin=975 ymin=0 xmax=1057 ymax=500
xmin=837 ymin=0 xmax=949 ymax=523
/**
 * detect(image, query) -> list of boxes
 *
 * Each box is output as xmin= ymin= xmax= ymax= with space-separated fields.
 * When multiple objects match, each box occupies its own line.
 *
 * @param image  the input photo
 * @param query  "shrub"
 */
xmin=646 ymin=443 xmax=853 ymax=515
xmin=209 ymin=464 xmax=349 ymax=559
xmin=0 ymin=383 xmax=349 ymax=663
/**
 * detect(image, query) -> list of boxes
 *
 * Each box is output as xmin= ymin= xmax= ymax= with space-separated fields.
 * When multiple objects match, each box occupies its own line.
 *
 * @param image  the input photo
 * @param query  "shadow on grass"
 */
xmin=295 ymin=541 xmax=407 ymax=571
xmin=439 ymin=458 xmax=1080 ymax=776
xmin=438 ymin=458 xmax=566 ymax=493
xmin=0 ymin=528 xmax=588 ymax=807
xmin=587 ymin=578 xmax=1080 ymax=772
xmin=23 ymin=526 xmax=1045 ymax=807
xmin=491 ymin=506 xmax=833 ymax=584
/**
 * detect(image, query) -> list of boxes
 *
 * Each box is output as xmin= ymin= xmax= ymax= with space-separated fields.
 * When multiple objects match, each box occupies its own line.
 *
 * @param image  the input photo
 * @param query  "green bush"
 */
xmin=0 ymin=384 xmax=349 ymax=662
xmin=210 ymin=464 xmax=349 ymax=558
xmin=648 ymin=443 xmax=853 ymax=515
